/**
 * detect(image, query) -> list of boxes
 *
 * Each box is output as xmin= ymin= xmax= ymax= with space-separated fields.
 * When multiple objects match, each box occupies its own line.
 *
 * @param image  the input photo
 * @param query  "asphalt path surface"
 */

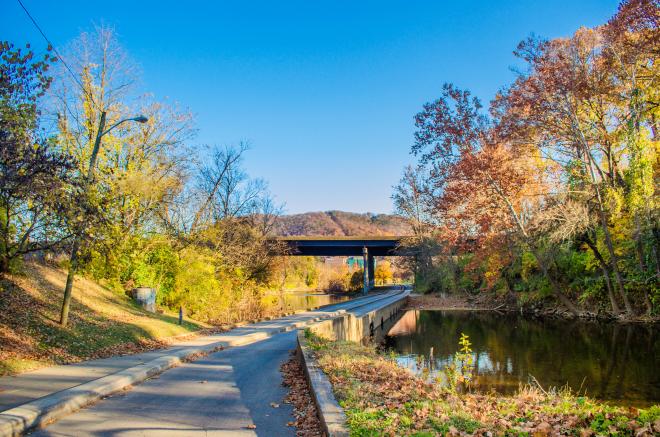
xmin=29 ymin=290 xmax=404 ymax=436
xmin=31 ymin=331 xmax=298 ymax=436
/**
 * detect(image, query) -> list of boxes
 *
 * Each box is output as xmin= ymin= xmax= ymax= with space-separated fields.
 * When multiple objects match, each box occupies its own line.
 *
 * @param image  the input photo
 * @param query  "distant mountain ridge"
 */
xmin=272 ymin=211 xmax=411 ymax=237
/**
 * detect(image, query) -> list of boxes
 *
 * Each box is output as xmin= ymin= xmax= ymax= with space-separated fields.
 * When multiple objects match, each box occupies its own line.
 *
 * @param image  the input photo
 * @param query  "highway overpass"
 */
xmin=272 ymin=236 xmax=405 ymax=293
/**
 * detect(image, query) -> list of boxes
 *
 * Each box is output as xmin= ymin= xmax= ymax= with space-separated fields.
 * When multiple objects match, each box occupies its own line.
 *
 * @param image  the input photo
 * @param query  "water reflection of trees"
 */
xmin=384 ymin=310 xmax=659 ymax=405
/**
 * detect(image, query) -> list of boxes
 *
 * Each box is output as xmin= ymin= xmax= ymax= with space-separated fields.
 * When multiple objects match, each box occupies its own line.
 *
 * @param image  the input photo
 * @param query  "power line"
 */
xmin=16 ymin=0 xmax=96 ymax=107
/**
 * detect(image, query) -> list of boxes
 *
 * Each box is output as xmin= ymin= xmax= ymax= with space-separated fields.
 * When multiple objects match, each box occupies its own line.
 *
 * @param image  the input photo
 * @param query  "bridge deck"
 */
xmin=273 ymin=236 xmax=405 ymax=256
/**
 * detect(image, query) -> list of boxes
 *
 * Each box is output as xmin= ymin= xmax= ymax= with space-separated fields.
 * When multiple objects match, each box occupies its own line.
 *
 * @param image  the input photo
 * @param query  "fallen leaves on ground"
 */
xmin=0 ymin=262 xmax=214 ymax=376
xmin=280 ymin=352 xmax=324 ymax=437
xmin=182 ymin=346 xmax=224 ymax=363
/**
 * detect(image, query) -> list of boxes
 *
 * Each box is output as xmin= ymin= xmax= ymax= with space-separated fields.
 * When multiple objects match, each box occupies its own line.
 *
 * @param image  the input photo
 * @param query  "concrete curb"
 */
xmin=0 ymin=324 xmax=315 ymax=436
xmin=0 ymin=292 xmax=400 ymax=436
xmin=296 ymin=331 xmax=349 ymax=437
xmin=0 ymin=342 xmax=220 ymax=437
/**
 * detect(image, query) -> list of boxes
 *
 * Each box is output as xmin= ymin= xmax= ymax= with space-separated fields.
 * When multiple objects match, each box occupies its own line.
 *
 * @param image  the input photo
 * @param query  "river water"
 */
xmin=261 ymin=290 xmax=351 ymax=313
xmin=383 ymin=309 xmax=659 ymax=407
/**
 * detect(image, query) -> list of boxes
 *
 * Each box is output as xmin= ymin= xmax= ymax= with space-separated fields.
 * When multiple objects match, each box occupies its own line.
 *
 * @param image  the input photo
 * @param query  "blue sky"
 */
xmin=4 ymin=0 xmax=619 ymax=214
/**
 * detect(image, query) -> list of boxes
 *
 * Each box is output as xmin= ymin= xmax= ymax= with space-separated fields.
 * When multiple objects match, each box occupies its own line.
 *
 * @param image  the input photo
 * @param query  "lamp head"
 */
xmin=134 ymin=115 xmax=149 ymax=123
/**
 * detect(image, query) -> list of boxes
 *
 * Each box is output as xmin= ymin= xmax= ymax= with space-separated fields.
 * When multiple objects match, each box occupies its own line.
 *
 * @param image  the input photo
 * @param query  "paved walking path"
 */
xmin=0 ymin=289 xmax=406 ymax=436
xmin=30 ymin=331 xmax=299 ymax=436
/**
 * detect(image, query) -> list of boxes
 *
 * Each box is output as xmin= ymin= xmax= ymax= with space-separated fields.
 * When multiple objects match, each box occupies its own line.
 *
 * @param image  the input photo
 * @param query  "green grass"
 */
xmin=0 ymin=262 xmax=208 ymax=375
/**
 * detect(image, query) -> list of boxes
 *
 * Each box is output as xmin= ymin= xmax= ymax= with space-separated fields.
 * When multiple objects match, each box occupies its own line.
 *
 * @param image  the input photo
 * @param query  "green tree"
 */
xmin=0 ymin=41 xmax=75 ymax=274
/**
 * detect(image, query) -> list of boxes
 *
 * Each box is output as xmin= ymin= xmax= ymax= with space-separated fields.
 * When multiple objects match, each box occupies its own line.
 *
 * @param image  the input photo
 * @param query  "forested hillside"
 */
xmin=273 ymin=211 xmax=411 ymax=236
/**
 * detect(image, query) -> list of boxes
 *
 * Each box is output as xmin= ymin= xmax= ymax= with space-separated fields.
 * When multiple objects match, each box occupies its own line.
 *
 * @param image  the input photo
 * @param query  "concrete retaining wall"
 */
xmin=296 ymin=291 xmax=408 ymax=437
xmin=307 ymin=294 xmax=407 ymax=343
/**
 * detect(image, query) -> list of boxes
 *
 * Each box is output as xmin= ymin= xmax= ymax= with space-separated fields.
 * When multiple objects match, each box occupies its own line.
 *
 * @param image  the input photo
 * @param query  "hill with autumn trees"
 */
xmin=272 ymin=211 xmax=411 ymax=237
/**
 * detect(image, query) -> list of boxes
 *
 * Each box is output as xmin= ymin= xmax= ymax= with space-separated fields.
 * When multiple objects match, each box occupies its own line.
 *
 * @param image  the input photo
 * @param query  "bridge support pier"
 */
xmin=368 ymin=254 xmax=375 ymax=289
xmin=362 ymin=247 xmax=370 ymax=294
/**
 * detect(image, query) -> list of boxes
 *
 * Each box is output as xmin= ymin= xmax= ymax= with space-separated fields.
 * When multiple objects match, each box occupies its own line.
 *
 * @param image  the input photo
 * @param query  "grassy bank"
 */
xmin=306 ymin=332 xmax=660 ymax=436
xmin=0 ymin=262 xmax=207 ymax=376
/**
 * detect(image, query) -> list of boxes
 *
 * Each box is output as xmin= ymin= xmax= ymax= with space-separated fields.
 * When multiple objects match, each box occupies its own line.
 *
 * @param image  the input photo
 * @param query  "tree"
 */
xmin=193 ymin=144 xmax=283 ymax=282
xmin=375 ymin=260 xmax=394 ymax=285
xmin=412 ymin=84 xmax=579 ymax=313
xmin=52 ymin=26 xmax=194 ymax=325
xmin=494 ymin=0 xmax=659 ymax=314
xmin=393 ymin=165 xmax=437 ymax=236
xmin=0 ymin=41 xmax=75 ymax=274
xmin=398 ymin=0 xmax=659 ymax=316
xmin=393 ymin=164 xmax=445 ymax=288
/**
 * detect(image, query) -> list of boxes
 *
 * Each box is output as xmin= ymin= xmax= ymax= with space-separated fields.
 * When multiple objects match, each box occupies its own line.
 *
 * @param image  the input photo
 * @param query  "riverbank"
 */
xmin=406 ymin=294 xmax=660 ymax=324
xmin=406 ymin=293 xmax=504 ymax=311
xmin=306 ymin=332 xmax=660 ymax=436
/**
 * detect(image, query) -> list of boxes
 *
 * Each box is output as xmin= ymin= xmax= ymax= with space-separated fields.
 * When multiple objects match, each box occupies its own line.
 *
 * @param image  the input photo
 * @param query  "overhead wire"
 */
xmin=16 ymin=0 xmax=99 ymax=109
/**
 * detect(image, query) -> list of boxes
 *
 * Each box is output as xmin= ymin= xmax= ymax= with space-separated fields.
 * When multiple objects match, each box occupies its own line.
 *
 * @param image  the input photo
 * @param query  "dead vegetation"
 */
xmin=280 ymin=351 xmax=325 ymax=437
xmin=308 ymin=333 xmax=660 ymax=436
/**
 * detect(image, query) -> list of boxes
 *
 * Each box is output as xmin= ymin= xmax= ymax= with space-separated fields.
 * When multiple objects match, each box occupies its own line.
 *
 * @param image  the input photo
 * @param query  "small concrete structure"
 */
xmin=131 ymin=287 xmax=156 ymax=312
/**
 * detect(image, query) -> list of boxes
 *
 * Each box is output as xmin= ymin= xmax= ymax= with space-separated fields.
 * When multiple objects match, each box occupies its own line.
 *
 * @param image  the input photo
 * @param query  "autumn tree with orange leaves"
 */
xmin=395 ymin=0 xmax=658 ymax=317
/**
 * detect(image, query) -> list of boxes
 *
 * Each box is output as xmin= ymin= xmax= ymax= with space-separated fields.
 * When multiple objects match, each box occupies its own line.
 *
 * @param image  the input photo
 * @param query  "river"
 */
xmin=261 ymin=289 xmax=351 ymax=313
xmin=383 ymin=309 xmax=659 ymax=407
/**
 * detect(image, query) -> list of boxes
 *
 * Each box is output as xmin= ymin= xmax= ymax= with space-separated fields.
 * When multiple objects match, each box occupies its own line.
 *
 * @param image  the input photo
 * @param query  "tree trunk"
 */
xmin=532 ymin=249 xmax=579 ymax=315
xmin=486 ymin=175 xmax=578 ymax=314
xmin=633 ymin=218 xmax=653 ymax=315
xmin=0 ymin=256 xmax=8 ymax=275
xmin=596 ymin=199 xmax=633 ymax=315
xmin=582 ymin=236 xmax=620 ymax=314
xmin=59 ymin=239 xmax=80 ymax=327
xmin=653 ymin=226 xmax=660 ymax=281
xmin=570 ymin=111 xmax=632 ymax=316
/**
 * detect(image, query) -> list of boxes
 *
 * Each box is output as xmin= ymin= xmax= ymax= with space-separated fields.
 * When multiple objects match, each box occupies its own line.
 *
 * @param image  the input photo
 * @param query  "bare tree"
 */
xmin=198 ymin=143 xmax=272 ymax=222
xmin=392 ymin=165 xmax=437 ymax=236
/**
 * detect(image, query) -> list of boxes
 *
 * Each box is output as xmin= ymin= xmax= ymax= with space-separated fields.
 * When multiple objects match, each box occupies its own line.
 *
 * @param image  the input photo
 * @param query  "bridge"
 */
xmin=273 ymin=236 xmax=404 ymax=293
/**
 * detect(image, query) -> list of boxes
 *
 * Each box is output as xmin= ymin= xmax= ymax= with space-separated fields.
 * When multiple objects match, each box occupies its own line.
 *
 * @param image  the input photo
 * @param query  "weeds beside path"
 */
xmin=307 ymin=333 xmax=660 ymax=436
xmin=0 ymin=262 xmax=208 ymax=376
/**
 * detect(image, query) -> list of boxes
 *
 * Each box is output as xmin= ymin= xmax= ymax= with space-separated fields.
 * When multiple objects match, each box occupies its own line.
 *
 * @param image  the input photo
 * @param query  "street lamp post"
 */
xmin=59 ymin=110 xmax=148 ymax=326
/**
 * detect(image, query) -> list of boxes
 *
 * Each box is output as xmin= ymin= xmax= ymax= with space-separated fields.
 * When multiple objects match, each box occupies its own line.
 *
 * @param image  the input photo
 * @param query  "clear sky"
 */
xmin=4 ymin=0 xmax=620 ymax=214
